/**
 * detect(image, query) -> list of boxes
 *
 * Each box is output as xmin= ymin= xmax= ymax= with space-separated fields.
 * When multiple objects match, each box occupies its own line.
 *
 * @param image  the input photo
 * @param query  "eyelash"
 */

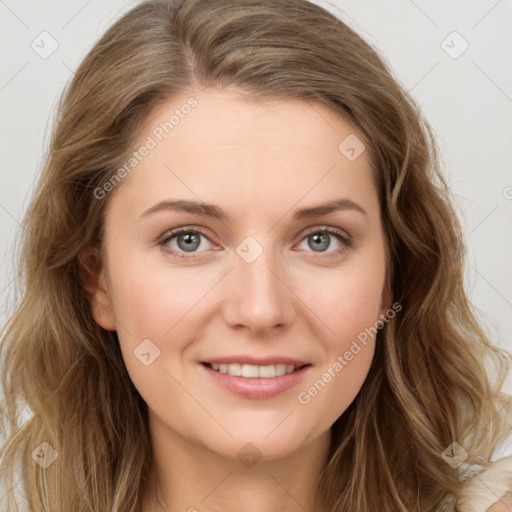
xmin=159 ymin=225 xmax=352 ymax=260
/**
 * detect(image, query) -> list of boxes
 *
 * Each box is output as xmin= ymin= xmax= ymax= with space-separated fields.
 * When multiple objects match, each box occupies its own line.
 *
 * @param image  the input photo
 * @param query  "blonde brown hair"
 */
xmin=1 ymin=0 xmax=510 ymax=510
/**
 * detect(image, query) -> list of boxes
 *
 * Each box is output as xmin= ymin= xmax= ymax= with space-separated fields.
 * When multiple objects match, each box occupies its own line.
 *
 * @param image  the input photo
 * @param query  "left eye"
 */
xmin=160 ymin=226 xmax=351 ymax=259
xmin=297 ymin=227 xmax=352 ymax=255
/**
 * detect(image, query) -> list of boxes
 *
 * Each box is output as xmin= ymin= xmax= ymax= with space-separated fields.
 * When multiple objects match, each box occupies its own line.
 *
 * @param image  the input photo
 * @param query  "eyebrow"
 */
xmin=138 ymin=197 xmax=367 ymax=222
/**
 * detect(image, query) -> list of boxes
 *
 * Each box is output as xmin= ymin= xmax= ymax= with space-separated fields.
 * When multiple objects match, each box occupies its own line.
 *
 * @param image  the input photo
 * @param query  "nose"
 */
xmin=222 ymin=249 xmax=295 ymax=335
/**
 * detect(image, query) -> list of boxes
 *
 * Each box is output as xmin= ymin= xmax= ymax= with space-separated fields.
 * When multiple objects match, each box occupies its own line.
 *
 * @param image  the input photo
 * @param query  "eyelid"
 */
xmin=159 ymin=224 xmax=353 ymax=258
xmin=299 ymin=224 xmax=352 ymax=242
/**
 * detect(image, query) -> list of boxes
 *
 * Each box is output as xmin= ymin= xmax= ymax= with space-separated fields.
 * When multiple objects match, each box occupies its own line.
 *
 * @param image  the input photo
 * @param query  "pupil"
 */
xmin=310 ymin=233 xmax=328 ymax=251
xmin=178 ymin=233 xmax=200 ymax=252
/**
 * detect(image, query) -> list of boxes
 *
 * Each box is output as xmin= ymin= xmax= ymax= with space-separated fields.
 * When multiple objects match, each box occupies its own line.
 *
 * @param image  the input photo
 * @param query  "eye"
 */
xmin=159 ymin=225 xmax=352 ymax=260
xmin=160 ymin=227 xmax=215 ymax=259
xmin=296 ymin=226 xmax=352 ymax=256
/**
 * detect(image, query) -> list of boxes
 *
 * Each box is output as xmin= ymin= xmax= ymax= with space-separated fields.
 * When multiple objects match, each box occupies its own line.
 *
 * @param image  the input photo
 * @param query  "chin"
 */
xmin=203 ymin=423 xmax=323 ymax=465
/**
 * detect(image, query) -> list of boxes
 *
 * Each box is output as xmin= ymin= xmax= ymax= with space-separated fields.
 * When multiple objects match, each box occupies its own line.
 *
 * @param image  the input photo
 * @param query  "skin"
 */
xmin=82 ymin=86 xmax=392 ymax=512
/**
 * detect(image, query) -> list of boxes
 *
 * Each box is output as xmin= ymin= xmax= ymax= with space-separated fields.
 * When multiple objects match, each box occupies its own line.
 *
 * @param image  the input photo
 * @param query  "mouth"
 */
xmin=199 ymin=361 xmax=312 ymax=399
xmin=201 ymin=361 xmax=310 ymax=378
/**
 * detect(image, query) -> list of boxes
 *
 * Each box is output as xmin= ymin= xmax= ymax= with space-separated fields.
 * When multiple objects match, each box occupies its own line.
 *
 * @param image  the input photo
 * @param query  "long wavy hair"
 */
xmin=1 ymin=0 xmax=510 ymax=510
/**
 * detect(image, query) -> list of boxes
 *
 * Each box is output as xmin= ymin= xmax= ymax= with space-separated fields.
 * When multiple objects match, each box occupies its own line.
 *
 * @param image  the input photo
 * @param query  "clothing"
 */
xmin=457 ymin=455 xmax=512 ymax=512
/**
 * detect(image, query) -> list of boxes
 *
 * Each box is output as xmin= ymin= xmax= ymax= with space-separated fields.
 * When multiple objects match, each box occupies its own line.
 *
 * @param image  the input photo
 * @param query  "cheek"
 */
xmin=297 ymin=262 xmax=385 ymax=344
xmin=291 ymin=262 xmax=384 ymax=421
xmin=296 ymin=341 xmax=375 ymax=436
xmin=108 ymin=260 xmax=199 ymax=417
xmin=107 ymin=254 xmax=220 ymax=379
xmin=109 ymin=250 xmax=212 ymax=337
xmin=293 ymin=268 xmax=384 ymax=425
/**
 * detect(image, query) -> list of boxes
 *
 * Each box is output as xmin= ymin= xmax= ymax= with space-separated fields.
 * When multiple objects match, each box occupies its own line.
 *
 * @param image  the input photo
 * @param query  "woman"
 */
xmin=1 ymin=0 xmax=511 ymax=510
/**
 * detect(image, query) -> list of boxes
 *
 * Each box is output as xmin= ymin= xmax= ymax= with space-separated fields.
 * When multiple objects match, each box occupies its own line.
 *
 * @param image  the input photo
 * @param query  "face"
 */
xmin=83 ymin=86 xmax=392 ymax=462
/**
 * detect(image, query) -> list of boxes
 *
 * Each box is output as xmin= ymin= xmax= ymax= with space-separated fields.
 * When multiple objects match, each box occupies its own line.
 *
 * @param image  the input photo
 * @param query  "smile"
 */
xmin=204 ymin=362 xmax=307 ymax=378
xmin=200 ymin=361 xmax=312 ymax=399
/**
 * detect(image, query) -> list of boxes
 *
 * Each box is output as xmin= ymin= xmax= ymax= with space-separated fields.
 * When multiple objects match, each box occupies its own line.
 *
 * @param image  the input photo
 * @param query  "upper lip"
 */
xmin=202 ymin=356 xmax=310 ymax=367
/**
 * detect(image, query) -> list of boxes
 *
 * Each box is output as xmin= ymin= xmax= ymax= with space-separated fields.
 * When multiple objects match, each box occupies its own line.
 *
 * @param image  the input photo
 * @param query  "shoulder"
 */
xmin=457 ymin=455 xmax=512 ymax=512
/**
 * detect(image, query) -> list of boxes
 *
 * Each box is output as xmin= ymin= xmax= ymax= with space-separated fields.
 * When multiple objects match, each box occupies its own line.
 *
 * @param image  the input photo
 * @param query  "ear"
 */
xmin=79 ymin=244 xmax=117 ymax=331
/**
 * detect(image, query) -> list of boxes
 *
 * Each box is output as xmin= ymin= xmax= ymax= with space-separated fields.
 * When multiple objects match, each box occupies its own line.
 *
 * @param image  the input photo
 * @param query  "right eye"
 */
xmin=160 ymin=227 xmax=216 ymax=259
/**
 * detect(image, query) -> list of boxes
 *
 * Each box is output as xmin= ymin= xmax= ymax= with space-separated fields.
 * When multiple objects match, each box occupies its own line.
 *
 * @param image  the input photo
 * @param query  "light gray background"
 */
xmin=1 ymin=0 xmax=511 ymax=446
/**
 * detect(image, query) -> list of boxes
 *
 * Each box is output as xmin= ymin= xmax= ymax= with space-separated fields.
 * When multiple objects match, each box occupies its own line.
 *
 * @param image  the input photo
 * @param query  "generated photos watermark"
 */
xmin=93 ymin=97 xmax=198 ymax=200
xmin=297 ymin=301 xmax=402 ymax=405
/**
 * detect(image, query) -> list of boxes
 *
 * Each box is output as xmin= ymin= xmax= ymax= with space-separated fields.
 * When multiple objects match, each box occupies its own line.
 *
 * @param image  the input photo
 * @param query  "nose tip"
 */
xmin=222 ymin=253 xmax=293 ymax=335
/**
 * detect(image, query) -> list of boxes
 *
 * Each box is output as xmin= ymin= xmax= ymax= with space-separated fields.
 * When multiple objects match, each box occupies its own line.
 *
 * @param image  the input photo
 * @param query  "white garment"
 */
xmin=457 ymin=456 xmax=512 ymax=511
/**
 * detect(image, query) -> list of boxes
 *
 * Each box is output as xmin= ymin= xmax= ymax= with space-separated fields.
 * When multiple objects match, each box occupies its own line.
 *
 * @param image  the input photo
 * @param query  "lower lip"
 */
xmin=200 ymin=363 xmax=312 ymax=399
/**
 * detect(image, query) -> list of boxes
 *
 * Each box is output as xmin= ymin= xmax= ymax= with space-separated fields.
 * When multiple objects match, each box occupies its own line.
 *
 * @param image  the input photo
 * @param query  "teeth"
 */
xmin=209 ymin=363 xmax=298 ymax=378
xmin=256 ymin=365 xmax=275 ymax=378
xmin=242 ymin=364 xmax=260 ymax=377
xmin=275 ymin=364 xmax=286 ymax=376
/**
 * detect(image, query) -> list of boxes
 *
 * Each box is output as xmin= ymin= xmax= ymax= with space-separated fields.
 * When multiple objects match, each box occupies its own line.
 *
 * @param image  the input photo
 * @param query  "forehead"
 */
xmin=137 ymin=86 xmax=365 ymax=153
xmin=107 ymin=86 xmax=377 ymax=222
